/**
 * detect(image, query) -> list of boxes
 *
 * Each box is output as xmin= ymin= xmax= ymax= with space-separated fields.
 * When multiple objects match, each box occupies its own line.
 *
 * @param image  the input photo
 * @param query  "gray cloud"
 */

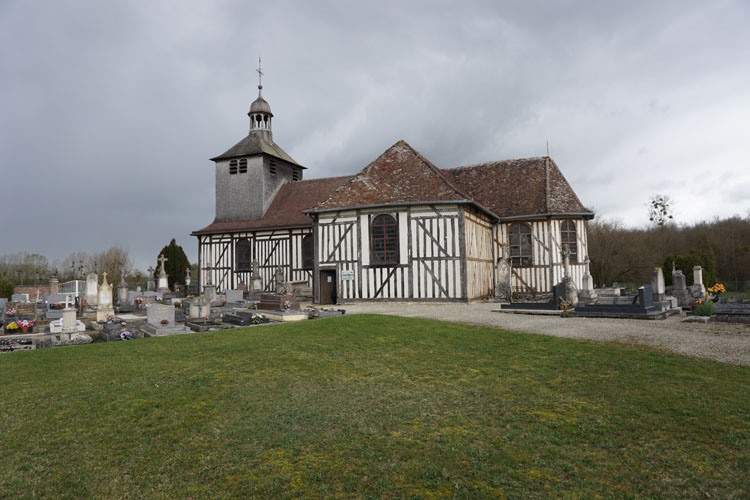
xmin=1 ymin=0 xmax=748 ymax=270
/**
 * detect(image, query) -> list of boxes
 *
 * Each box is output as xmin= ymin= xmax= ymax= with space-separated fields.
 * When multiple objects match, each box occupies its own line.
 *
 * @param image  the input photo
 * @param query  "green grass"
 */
xmin=1 ymin=315 xmax=748 ymax=499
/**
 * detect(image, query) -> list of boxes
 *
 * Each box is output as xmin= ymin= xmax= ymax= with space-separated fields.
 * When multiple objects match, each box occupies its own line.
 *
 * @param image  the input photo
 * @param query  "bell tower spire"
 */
xmin=248 ymin=56 xmax=273 ymax=139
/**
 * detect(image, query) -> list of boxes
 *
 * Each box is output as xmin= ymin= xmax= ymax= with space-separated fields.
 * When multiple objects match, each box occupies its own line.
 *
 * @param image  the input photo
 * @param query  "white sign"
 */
xmin=341 ymin=270 xmax=355 ymax=281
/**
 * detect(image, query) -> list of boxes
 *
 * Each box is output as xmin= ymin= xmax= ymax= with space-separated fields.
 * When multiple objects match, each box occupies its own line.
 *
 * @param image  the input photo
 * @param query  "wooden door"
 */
xmin=319 ymin=270 xmax=337 ymax=304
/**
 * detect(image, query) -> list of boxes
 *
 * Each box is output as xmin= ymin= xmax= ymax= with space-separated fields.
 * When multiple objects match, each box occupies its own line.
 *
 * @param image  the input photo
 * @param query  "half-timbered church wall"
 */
xmin=194 ymin=82 xmax=594 ymax=302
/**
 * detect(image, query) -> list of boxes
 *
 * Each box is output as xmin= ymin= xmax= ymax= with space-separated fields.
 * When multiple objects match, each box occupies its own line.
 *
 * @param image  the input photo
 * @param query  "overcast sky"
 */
xmin=1 ymin=0 xmax=748 ymax=271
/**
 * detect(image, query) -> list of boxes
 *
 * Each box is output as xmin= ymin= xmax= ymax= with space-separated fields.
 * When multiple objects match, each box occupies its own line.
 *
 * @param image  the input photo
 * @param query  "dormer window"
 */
xmin=229 ymin=160 xmax=238 ymax=175
xmin=239 ymin=158 xmax=247 ymax=173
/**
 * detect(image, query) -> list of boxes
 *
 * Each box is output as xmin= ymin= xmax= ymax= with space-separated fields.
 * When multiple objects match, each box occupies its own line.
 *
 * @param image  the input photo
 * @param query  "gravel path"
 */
xmin=337 ymin=302 xmax=750 ymax=366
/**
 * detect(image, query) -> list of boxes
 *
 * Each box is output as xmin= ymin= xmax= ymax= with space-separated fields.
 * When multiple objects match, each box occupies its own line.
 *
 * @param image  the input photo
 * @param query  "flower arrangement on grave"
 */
xmin=251 ymin=313 xmax=265 ymax=325
xmin=172 ymin=301 xmax=181 ymax=309
xmin=559 ymin=298 xmax=574 ymax=318
xmin=201 ymin=315 xmax=209 ymax=320
xmin=160 ymin=319 xmax=169 ymax=325
xmin=119 ymin=319 xmax=127 ymax=326
xmin=707 ymin=283 xmax=726 ymax=294
xmin=120 ymin=331 xmax=133 ymax=341
xmin=5 ymin=307 xmax=17 ymax=316
xmin=134 ymin=297 xmax=144 ymax=304
xmin=50 ymin=302 xmax=65 ymax=310
xmin=214 ymin=318 xmax=222 ymax=325
xmin=283 ymin=300 xmax=292 ymax=310
xmin=6 ymin=321 xmax=19 ymax=331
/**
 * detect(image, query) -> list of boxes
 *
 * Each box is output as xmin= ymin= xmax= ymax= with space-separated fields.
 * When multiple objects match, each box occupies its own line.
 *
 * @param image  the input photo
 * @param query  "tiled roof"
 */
xmin=192 ymin=176 xmax=352 ymax=235
xmin=210 ymin=133 xmax=303 ymax=166
xmin=444 ymin=157 xmax=593 ymax=219
xmin=311 ymin=140 xmax=472 ymax=211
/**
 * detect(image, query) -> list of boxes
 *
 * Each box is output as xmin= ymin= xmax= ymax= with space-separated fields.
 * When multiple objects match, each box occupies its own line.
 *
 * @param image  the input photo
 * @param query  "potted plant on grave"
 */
xmin=251 ymin=313 xmax=266 ymax=325
xmin=19 ymin=319 xmax=35 ymax=333
xmin=6 ymin=321 xmax=19 ymax=333
xmin=5 ymin=307 xmax=17 ymax=317
xmin=160 ymin=319 xmax=169 ymax=325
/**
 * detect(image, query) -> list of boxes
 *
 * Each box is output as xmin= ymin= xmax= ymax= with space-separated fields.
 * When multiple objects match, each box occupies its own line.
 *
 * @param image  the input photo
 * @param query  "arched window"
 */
xmin=560 ymin=220 xmax=577 ymax=263
xmin=301 ymin=234 xmax=314 ymax=270
xmin=509 ymin=224 xmax=532 ymax=266
xmin=236 ymin=238 xmax=252 ymax=272
xmin=371 ymin=214 xmax=398 ymax=265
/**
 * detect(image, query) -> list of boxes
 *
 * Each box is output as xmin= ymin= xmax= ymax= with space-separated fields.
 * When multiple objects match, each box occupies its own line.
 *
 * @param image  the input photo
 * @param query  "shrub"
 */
xmin=694 ymin=300 xmax=714 ymax=317
xmin=664 ymin=248 xmax=716 ymax=287
xmin=0 ymin=278 xmax=14 ymax=299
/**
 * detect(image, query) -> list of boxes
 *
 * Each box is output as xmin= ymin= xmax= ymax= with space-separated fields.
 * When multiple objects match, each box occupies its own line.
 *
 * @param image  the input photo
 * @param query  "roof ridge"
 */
xmin=397 ymin=140 xmax=475 ymax=201
xmin=446 ymin=156 xmax=549 ymax=171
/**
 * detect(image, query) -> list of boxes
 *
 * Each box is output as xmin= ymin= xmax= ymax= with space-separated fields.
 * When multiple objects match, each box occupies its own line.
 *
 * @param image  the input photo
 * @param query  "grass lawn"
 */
xmin=1 ymin=315 xmax=747 ymax=499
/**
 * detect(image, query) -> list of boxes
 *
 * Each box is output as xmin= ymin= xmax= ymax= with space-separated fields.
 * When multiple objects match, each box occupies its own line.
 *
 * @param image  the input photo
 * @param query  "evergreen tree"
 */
xmin=155 ymin=239 xmax=190 ymax=290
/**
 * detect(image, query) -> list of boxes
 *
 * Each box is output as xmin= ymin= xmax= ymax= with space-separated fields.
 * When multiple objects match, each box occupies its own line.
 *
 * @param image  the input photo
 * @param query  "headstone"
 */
xmin=250 ymin=260 xmax=262 ymax=294
xmin=274 ymin=266 xmax=285 ymax=294
xmin=638 ymin=285 xmax=654 ymax=308
xmin=651 ymin=267 xmax=666 ymax=301
xmin=116 ymin=283 xmax=129 ymax=306
xmin=143 ymin=303 xmax=189 ymax=336
xmin=86 ymin=273 xmax=99 ymax=306
xmin=147 ymin=266 xmax=156 ymax=292
xmin=671 ymin=268 xmax=691 ymax=307
xmin=688 ymin=265 xmax=706 ymax=299
xmin=11 ymin=294 xmax=29 ymax=303
xmin=258 ymin=293 xmax=300 ymax=311
xmin=494 ymin=251 xmax=512 ymax=302
xmin=146 ymin=303 xmax=175 ymax=328
xmin=203 ymin=284 xmax=217 ymax=303
xmin=185 ymin=268 xmax=191 ymax=286
xmin=157 ymin=255 xmax=170 ymax=293
xmin=578 ymin=257 xmax=598 ymax=304
xmin=62 ymin=307 xmax=78 ymax=334
xmin=693 ymin=266 xmax=703 ymax=286
xmin=46 ymin=293 xmax=69 ymax=320
xmin=225 ymin=289 xmax=244 ymax=304
xmin=96 ymin=273 xmax=115 ymax=322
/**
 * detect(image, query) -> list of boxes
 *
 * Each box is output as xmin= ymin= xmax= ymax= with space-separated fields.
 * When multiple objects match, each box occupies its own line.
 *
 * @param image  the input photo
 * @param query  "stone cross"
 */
xmin=102 ymin=272 xmax=108 ymax=285
xmin=185 ymin=268 xmax=191 ymax=285
xmin=251 ymin=260 xmax=260 ymax=279
xmin=561 ymin=245 xmax=571 ymax=279
xmin=148 ymin=266 xmax=155 ymax=276
xmin=158 ymin=255 xmax=168 ymax=274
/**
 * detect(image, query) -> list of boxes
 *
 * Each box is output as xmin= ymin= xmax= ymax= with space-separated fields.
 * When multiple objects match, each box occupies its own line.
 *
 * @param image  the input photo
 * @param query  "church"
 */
xmin=192 ymin=80 xmax=594 ymax=304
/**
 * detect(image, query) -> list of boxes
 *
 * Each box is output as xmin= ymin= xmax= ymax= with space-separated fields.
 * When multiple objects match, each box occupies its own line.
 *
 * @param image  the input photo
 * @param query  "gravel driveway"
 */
xmin=338 ymin=301 xmax=750 ymax=366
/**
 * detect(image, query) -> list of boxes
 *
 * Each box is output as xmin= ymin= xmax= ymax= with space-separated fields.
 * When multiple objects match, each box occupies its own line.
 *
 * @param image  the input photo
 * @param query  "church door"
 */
xmin=319 ymin=270 xmax=337 ymax=304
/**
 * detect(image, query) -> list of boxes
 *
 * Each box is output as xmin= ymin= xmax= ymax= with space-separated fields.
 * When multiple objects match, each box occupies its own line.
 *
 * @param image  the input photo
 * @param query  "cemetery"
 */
xmin=1 ymin=255 xmax=351 ymax=353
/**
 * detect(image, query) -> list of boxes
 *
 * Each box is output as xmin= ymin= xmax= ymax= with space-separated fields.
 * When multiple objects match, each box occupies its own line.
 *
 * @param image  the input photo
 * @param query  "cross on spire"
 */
xmin=256 ymin=55 xmax=264 ymax=93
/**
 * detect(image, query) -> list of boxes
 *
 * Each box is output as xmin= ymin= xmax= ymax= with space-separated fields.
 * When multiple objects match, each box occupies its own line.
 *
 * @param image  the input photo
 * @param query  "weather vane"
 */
xmin=256 ymin=55 xmax=263 ymax=91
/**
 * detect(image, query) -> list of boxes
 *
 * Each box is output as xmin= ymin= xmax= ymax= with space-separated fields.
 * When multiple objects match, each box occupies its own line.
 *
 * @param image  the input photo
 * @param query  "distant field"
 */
xmin=1 ymin=315 xmax=747 ymax=499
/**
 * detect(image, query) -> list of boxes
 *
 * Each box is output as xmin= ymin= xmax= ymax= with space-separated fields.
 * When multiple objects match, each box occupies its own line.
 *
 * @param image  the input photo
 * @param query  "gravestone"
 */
xmin=554 ymin=246 xmax=578 ymax=307
xmin=225 ymin=289 xmax=244 ymax=304
xmin=258 ymin=293 xmax=300 ymax=311
xmin=578 ymin=257 xmax=597 ymax=304
xmin=250 ymin=260 xmax=262 ymax=296
xmin=494 ymin=249 xmax=512 ymax=302
xmin=11 ymin=294 xmax=29 ymax=303
xmin=143 ymin=303 xmax=189 ymax=336
xmin=670 ymin=266 xmax=691 ymax=307
xmin=46 ymin=293 xmax=69 ymax=320
xmin=147 ymin=266 xmax=156 ymax=292
xmin=86 ymin=273 xmax=99 ymax=306
xmin=203 ymin=284 xmax=217 ymax=303
xmin=96 ymin=273 xmax=115 ymax=322
xmin=651 ymin=267 xmax=666 ymax=302
xmin=274 ymin=266 xmax=285 ymax=294
xmin=185 ymin=268 xmax=191 ymax=286
xmin=157 ymin=255 xmax=170 ymax=293
xmin=689 ymin=265 xmax=706 ymax=299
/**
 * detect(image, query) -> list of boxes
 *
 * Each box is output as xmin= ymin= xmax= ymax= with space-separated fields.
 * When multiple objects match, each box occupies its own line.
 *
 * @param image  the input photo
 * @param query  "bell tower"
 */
xmin=249 ymin=59 xmax=273 ymax=141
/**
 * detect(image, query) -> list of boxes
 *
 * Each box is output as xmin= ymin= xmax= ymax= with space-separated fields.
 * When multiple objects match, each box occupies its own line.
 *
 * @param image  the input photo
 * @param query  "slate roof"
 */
xmin=444 ymin=158 xmax=593 ymax=219
xmin=191 ymin=176 xmax=352 ymax=235
xmin=309 ymin=140 xmax=474 ymax=212
xmin=210 ymin=133 xmax=303 ymax=166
